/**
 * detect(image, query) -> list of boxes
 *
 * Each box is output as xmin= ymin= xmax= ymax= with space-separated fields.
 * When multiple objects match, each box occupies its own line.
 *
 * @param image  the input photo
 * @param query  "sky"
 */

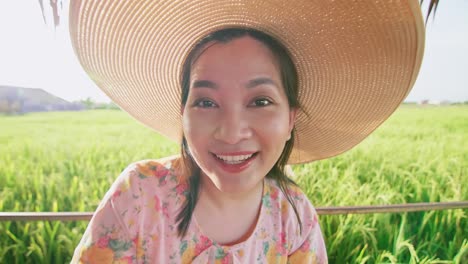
xmin=0 ymin=1 xmax=467 ymax=103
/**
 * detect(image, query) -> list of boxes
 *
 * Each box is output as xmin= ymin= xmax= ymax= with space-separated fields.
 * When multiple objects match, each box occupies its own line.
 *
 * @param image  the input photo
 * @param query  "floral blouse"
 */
xmin=71 ymin=156 xmax=327 ymax=263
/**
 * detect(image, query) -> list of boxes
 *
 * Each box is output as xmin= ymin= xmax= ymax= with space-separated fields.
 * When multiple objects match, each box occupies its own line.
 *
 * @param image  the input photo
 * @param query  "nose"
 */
xmin=213 ymin=108 xmax=252 ymax=144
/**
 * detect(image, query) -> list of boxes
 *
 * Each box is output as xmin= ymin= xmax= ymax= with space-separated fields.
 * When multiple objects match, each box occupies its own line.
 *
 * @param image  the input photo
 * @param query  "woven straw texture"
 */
xmin=69 ymin=0 xmax=425 ymax=164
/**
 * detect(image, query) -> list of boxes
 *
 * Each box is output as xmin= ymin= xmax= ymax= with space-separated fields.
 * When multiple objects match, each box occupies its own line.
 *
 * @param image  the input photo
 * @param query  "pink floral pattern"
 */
xmin=71 ymin=157 xmax=327 ymax=263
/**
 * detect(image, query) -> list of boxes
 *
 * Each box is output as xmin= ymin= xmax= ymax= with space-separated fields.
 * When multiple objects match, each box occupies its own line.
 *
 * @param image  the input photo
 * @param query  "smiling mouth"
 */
xmin=212 ymin=152 xmax=258 ymax=164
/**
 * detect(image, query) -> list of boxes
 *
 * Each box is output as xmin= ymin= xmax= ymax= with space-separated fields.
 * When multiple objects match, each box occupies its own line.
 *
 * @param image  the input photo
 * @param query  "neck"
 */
xmin=198 ymin=173 xmax=264 ymax=211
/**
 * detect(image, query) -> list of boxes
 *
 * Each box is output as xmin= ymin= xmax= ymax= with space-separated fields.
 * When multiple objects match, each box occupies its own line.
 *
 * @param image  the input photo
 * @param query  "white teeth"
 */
xmin=215 ymin=154 xmax=254 ymax=164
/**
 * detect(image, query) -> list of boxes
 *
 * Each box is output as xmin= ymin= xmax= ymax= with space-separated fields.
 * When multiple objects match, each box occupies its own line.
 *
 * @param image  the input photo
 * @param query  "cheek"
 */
xmin=182 ymin=110 xmax=213 ymax=148
xmin=252 ymin=111 xmax=291 ymax=140
xmin=182 ymin=111 xmax=199 ymax=142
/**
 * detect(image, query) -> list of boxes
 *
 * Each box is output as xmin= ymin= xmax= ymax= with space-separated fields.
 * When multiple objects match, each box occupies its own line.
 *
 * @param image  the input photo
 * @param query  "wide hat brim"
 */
xmin=69 ymin=0 xmax=425 ymax=164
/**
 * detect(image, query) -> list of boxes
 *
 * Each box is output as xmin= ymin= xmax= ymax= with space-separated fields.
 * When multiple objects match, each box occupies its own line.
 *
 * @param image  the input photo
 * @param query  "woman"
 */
xmin=69 ymin=0 xmax=424 ymax=263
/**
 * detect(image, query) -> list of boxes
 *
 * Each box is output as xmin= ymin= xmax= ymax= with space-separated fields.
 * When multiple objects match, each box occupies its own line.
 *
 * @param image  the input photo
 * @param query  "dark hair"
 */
xmin=176 ymin=27 xmax=302 ymax=238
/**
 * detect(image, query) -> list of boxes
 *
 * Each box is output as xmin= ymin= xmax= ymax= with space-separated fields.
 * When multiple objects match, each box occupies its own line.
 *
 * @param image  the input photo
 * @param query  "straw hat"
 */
xmin=69 ymin=0 xmax=425 ymax=164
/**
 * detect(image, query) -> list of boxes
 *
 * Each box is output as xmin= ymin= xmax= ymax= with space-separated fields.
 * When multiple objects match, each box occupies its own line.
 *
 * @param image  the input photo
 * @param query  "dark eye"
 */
xmin=251 ymin=98 xmax=272 ymax=107
xmin=194 ymin=99 xmax=217 ymax=108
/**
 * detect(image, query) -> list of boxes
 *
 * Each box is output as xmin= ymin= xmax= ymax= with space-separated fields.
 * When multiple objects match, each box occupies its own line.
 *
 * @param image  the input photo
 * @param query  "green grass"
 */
xmin=0 ymin=106 xmax=467 ymax=263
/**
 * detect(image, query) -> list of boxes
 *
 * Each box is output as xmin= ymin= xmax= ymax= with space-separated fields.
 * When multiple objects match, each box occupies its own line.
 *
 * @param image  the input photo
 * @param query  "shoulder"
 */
xmin=130 ymin=154 xmax=181 ymax=178
xmin=104 ymin=155 xmax=185 ymax=206
xmin=117 ymin=154 xmax=182 ymax=185
xmin=100 ymin=155 xmax=188 ymax=228
xmin=132 ymin=155 xmax=181 ymax=182
xmin=264 ymin=178 xmax=322 ymax=250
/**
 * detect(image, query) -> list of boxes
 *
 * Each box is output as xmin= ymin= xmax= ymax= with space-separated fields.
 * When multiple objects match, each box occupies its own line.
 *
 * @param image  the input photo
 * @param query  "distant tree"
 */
xmin=80 ymin=97 xmax=95 ymax=109
xmin=94 ymin=102 xmax=119 ymax=110
xmin=0 ymin=100 xmax=8 ymax=113
xmin=108 ymin=102 xmax=120 ymax=110
xmin=1 ymin=89 xmax=24 ymax=114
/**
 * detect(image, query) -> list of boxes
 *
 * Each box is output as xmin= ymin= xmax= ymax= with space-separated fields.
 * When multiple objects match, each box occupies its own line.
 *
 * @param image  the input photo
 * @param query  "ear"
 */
xmin=288 ymin=107 xmax=298 ymax=137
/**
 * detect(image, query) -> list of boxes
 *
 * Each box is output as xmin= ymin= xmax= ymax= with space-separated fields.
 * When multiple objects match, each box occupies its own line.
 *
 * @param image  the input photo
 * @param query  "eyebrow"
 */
xmin=246 ymin=77 xmax=279 ymax=89
xmin=192 ymin=80 xmax=218 ymax=89
xmin=192 ymin=77 xmax=279 ymax=90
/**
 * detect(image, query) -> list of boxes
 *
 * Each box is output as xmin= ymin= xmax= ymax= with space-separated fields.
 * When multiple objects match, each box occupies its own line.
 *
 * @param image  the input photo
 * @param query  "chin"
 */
xmin=212 ymin=174 xmax=262 ymax=193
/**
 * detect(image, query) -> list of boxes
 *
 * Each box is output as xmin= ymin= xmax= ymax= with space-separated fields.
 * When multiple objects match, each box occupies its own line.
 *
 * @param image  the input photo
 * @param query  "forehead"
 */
xmin=190 ymin=36 xmax=280 ymax=81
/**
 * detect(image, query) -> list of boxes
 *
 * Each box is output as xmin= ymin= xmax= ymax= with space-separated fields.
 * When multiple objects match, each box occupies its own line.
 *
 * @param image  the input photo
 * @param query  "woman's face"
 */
xmin=182 ymin=36 xmax=297 ymax=194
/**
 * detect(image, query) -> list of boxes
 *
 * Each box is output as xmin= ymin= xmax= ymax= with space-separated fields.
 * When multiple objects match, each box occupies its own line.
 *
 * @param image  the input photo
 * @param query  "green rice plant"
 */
xmin=0 ymin=106 xmax=467 ymax=263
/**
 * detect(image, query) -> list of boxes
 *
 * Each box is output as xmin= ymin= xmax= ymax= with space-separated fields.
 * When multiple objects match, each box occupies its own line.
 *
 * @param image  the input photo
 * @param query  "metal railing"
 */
xmin=1 ymin=201 xmax=467 ymax=221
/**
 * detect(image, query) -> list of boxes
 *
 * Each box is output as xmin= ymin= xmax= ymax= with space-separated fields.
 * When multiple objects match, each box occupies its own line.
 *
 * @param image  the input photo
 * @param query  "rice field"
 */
xmin=0 ymin=105 xmax=467 ymax=263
